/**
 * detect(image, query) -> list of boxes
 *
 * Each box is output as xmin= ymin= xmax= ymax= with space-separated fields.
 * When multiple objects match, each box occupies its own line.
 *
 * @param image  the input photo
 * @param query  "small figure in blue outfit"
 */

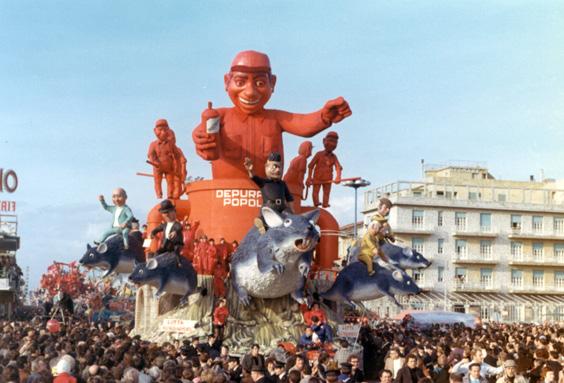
xmin=97 ymin=188 xmax=134 ymax=249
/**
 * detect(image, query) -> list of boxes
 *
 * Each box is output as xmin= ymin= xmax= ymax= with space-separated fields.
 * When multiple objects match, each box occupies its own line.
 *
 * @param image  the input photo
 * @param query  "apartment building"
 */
xmin=361 ymin=163 xmax=564 ymax=322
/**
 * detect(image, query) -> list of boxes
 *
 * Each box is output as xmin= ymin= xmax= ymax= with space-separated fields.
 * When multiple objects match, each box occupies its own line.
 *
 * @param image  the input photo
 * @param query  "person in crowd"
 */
xmin=394 ymin=354 xmax=424 ymax=383
xmin=462 ymin=363 xmax=488 ymax=383
xmin=385 ymin=347 xmax=406 ymax=379
xmin=496 ymin=359 xmax=527 ymax=383
xmin=242 ymin=344 xmax=266 ymax=374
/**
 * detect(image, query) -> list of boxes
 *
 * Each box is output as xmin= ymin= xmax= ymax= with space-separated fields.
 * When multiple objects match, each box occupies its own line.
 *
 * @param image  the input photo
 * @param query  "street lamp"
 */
xmin=342 ymin=178 xmax=371 ymax=239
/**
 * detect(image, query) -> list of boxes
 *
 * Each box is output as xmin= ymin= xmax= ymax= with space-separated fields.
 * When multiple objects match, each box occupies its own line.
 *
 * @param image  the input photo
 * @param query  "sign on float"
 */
xmin=215 ymin=189 xmax=262 ymax=207
xmin=0 ymin=168 xmax=18 ymax=193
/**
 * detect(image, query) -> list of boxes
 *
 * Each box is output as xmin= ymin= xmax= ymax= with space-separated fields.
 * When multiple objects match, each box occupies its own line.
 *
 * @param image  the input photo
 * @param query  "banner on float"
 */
xmin=159 ymin=318 xmax=198 ymax=335
xmin=337 ymin=324 xmax=361 ymax=338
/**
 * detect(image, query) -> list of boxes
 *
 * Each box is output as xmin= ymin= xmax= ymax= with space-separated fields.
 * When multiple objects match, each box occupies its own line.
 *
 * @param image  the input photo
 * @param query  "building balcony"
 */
xmin=508 ymin=284 xmax=564 ymax=294
xmin=394 ymin=225 xmax=435 ymax=236
xmin=453 ymin=281 xmax=499 ymax=292
xmin=508 ymin=231 xmax=564 ymax=241
xmin=508 ymin=255 xmax=564 ymax=267
xmin=453 ymin=253 xmax=499 ymax=264
xmin=453 ymin=228 xmax=498 ymax=238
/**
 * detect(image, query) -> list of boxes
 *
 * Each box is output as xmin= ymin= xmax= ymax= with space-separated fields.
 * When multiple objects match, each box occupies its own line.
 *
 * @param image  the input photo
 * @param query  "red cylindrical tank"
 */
xmin=145 ymin=179 xmax=339 ymax=269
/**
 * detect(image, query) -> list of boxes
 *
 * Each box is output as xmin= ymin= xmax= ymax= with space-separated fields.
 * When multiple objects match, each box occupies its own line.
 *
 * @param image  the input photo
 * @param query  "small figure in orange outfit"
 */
xmin=192 ymin=50 xmax=351 ymax=180
xmin=284 ymin=141 xmax=313 ymax=207
xmin=213 ymin=260 xmax=228 ymax=298
xmin=306 ymin=131 xmax=342 ymax=208
xmin=168 ymin=129 xmax=187 ymax=199
xmin=193 ymin=236 xmax=207 ymax=274
xmin=216 ymin=238 xmax=230 ymax=271
xmin=147 ymin=119 xmax=177 ymax=199
xmin=205 ymin=238 xmax=218 ymax=275
xmin=213 ymin=298 xmax=229 ymax=340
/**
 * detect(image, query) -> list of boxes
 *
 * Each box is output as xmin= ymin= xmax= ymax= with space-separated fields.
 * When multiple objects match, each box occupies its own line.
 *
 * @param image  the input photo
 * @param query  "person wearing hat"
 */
xmin=251 ymin=364 xmax=269 ymax=383
xmin=96 ymin=188 xmax=134 ymax=249
xmin=306 ymin=131 xmax=342 ymax=208
xmin=496 ymin=360 xmax=527 ymax=383
xmin=358 ymin=215 xmax=393 ymax=275
xmin=150 ymin=199 xmax=184 ymax=266
xmin=372 ymin=197 xmax=395 ymax=243
xmin=244 ymin=152 xmax=294 ymax=234
xmin=271 ymin=360 xmax=287 ymax=383
xmin=192 ymin=50 xmax=352 ymax=181
xmin=228 ymin=356 xmax=243 ymax=383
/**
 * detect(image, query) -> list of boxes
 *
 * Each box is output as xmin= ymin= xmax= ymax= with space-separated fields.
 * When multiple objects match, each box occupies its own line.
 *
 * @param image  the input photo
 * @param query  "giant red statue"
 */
xmin=192 ymin=50 xmax=351 ymax=179
xmin=147 ymin=119 xmax=187 ymax=199
xmin=283 ymin=141 xmax=313 ymax=211
xmin=307 ymin=131 xmax=342 ymax=208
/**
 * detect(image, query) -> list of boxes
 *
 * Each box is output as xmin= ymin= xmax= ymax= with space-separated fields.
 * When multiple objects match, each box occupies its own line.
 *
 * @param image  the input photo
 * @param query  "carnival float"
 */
xmin=77 ymin=50 xmax=431 ymax=351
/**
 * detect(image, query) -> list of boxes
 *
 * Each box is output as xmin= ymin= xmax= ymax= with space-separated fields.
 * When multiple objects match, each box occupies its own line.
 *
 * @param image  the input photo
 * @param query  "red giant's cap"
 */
xmin=155 ymin=119 xmax=169 ymax=128
xmin=230 ymin=50 xmax=272 ymax=73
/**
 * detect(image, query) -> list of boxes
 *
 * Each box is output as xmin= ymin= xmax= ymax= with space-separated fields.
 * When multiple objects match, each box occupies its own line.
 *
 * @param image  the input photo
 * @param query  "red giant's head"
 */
xmin=224 ymin=50 xmax=277 ymax=115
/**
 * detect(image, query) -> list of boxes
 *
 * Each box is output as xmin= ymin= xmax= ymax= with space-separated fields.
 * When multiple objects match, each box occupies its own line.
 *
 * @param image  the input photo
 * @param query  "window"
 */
xmin=455 ymin=212 xmax=467 ymax=231
xmin=412 ymin=238 xmax=424 ymax=253
xmin=533 ymin=271 xmax=544 ymax=287
xmin=480 ymin=268 xmax=493 ymax=287
xmin=532 ymin=243 xmax=544 ymax=261
xmin=455 ymin=267 xmax=467 ymax=284
xmin=412 ymin=210 xmax=424 ymax=228
xmin=437 ymin=266 xmax=444 ymax=282
xmin=511 ymin=269 xmax=523 ymax=287
xmin=554 ymin=244 xmax=564 ymax=261
xmin=480 ymin=213 xmax=492 ymax=232
xmin=437 ymin=239 xmax=444 ymax=254
xmin=498 ymin=193 xmax=507 ymax=202
xmin=455 ymin=239 xmax=467 ymax=258
xmin=511 ymin=241 xmax=523 ymax=260
xmin=555 ymin=272 xmax=564 ymax=288
xmin=469 ymin=192 xmax=480 ymax=201
xmin=554 ymin=217 xmax=564 ymax=234
xmin=532 ymin=216 xmax=543 ymax=232
xmin=438 ymin=211 xmax=443 ymax=226
xmin=412 ymin=270 xmax=424 ymax=283
xmin=511 ymin=215 xmax=522 ymax=231
xmin=480 ymin=240 xmax=492 ymax=259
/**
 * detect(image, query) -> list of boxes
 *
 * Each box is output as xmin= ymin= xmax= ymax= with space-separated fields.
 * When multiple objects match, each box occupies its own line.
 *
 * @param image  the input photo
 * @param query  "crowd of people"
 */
xmin=1 ymin=305 xmax=563 ymax=383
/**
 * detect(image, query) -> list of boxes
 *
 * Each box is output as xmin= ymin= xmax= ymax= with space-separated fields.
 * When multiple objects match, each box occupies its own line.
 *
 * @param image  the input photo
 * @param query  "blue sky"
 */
xmin=1 ymin=1 xmax=563 ymax=288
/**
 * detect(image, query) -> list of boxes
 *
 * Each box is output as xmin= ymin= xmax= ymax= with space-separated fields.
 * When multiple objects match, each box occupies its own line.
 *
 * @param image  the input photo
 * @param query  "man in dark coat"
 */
xmin=394 ymin=355 xmax=424 ymax=383
xmin=242 ymin=344 xmax=266 ymax=374
xmin=150 ymin=199 xmax=184 ymax=266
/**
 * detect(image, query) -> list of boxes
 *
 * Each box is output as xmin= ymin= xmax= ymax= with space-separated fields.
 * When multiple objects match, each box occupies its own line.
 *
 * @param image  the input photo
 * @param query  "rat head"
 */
xmin=225 ymin=50 xmax=277 ymax=115
xmin=388 ymin=269 xmax=421 ymax=295
xmin=158 ymin=199 xmax=177 ymax=222
xmin=298 ymin=141 xmax=313 ymax=158
xmin=112 ymin=188 xmax=127 ymax=207
xmin=261 ymin=207 xmax=320 ymax=264
xmin=154 ymin=119 xmax=170 ymax=141
xmin=323 ymin=131 xmax=339 ymax=153
xmin=129 ymin=258 xmax=160 ymax=287
xmin=265 ymin=152 xmax=283 ymax=180
xmin=398 ymin=246 xmax=432 ymax=269
xmin=80 ymin=243 xmax=111 ymax=270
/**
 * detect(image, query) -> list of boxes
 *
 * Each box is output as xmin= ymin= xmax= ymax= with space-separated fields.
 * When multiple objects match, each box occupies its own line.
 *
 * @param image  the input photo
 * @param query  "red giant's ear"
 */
xmin=224 ymin=73 xmax=231 ymax=92
xmin=269 ymin=74 xmax=277 ymax=93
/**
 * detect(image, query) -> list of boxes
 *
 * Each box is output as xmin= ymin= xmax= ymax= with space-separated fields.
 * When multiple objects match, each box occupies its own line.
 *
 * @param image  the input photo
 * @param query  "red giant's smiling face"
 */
xmin=225 ymin=71 xmax=275 ymax=115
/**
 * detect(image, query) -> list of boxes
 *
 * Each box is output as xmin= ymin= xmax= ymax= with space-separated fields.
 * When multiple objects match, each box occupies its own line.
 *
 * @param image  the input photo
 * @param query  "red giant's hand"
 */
xmin=192 ymin=125 xmax=219 ymax=161
xmin=321 ymin=97 xmax=352 ymax=125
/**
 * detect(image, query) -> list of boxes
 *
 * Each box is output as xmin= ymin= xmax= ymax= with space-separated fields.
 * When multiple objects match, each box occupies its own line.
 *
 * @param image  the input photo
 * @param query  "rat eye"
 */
xmin=284 ymin=219 xmax=292 ymax=227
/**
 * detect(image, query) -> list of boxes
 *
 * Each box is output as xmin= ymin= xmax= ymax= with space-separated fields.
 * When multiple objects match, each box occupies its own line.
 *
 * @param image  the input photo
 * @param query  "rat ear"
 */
xmin=302 ymin=209 xmax=320 ymax=225
xmin=261 ymin=207 xmax=283 ymax=228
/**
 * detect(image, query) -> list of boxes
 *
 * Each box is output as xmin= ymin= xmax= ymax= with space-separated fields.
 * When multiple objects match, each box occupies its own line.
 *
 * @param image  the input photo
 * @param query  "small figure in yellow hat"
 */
xmin=372 ymin=197 xmax=395 ymax=243
xmin=358 ymin=215 xmax=393 ymax=276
